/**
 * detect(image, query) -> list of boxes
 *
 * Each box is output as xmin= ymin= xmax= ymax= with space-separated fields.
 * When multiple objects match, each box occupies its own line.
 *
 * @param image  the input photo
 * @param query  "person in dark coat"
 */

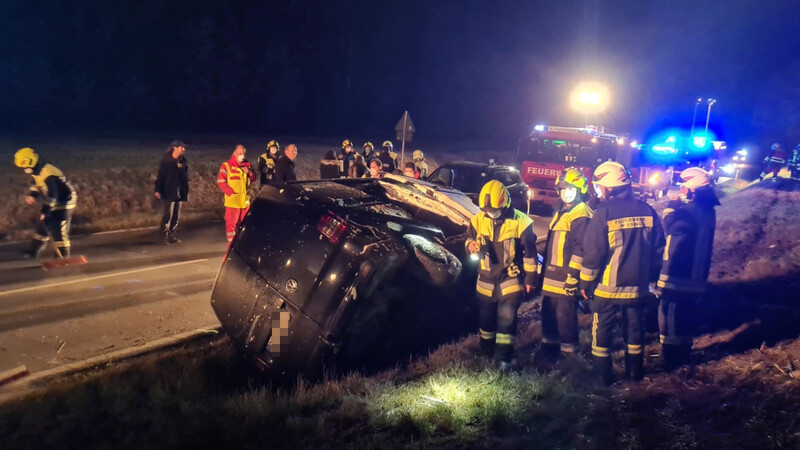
xmin=275 ymin=143 xmax=298 ymax=183
xmin=154 ymin=140 xmax=189 ymax=244
xmin=320 ymin=150 xmax=341 ymax=179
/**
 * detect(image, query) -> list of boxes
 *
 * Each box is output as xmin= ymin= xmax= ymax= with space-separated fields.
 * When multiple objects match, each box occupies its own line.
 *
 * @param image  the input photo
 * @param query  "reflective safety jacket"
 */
xmin=29 ymin=160 xmax=77 ymax=214
xmin=658 ymin=187 xmax=718 ymax=293
xmin=257 ymin=153 xmax=277 ymax=186
xmin=415 ymin=160 xmax=429 ymax=178
xmin=542 ymin=202 xmax=593 ymax=296
xmin=466 ymin=209 xmax=538 ymax=297
xmin=579 ymin=187 xmax=665 ymax=303
xmin=217 ymin=157 xmax=255 ymax=209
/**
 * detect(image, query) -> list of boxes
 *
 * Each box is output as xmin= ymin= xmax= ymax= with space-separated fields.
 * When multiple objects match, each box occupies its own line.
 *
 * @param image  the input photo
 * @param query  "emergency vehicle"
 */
xmin=517 ymin=125 xmax=674 ymax=208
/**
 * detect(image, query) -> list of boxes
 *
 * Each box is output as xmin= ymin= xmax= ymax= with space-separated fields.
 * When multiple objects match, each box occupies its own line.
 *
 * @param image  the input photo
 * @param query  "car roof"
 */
xmin=438 ymin=161 xmax=514 ymax=171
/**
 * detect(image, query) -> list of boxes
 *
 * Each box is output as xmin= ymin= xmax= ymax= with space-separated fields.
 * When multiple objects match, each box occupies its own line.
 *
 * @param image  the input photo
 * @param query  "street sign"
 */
xmin=394 ymin=111 xmax=415 ymax=166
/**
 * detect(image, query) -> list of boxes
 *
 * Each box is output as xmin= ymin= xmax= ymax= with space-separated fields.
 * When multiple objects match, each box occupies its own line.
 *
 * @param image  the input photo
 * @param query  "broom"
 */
xmin=40 ymin=226 xmax=88 ymax=270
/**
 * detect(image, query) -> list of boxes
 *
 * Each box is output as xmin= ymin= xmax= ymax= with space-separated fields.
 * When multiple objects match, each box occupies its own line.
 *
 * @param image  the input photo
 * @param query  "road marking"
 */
xmin=0 ymin=258 xmax=209 ymax=298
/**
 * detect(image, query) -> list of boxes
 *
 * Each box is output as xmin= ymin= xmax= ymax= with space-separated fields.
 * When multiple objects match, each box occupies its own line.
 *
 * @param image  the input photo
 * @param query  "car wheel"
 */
xmin=402 ymin=234 xmax=462 ymax=287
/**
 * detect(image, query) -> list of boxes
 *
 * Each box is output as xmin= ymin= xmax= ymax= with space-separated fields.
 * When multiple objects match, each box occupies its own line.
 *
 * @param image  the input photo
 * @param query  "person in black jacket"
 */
xmin=320 ymin=150 xmax=341 ymax=179
xmin=154 ymin=140 xmax=189 ymax=244
xmin=580 ymin=161 xmax=665 ymax=384
xmin=274 ymin=144 xmax=298 ymax=183
xmin=657 ymin=167 xmax=718 ymax=371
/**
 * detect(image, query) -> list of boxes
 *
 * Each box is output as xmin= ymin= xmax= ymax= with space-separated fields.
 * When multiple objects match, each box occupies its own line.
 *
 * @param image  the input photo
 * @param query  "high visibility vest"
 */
xmin=222 ymin=162 xmax=250 ymax=209
xmin=31 ymin=164 xmax=77 ymax=211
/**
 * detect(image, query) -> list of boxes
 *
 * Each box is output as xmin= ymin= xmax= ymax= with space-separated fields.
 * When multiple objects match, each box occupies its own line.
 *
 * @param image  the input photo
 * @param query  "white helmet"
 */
xmin=679 ymin=167 xmax=712 ymax=190
xmin=593 ymin=161 xmax=631 ymax=188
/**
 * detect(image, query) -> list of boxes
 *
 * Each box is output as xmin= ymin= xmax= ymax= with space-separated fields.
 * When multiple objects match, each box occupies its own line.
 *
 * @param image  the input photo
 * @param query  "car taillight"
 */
xmin=317 ymin=212 xmax=348 ymax=243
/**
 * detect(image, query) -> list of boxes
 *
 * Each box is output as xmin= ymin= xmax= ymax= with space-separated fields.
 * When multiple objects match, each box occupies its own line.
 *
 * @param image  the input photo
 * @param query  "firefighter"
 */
xmin=539 ymin=168 xmax=593 ymax=361
xmin=217 ymin=145 xmax=256 ymax=242
xmin=378 ymin=140 xmax=397 ymax=172
xmin=362 ymin=142 xmax=377 ymax=167
xmin=338 ymin=140 xmax=358 ymax=178
xmin=412 ymin=150 xmax=429 ymax=178
xmin=657 ymin=167 xmax=718 ymax=371
xmin=466 ymin=180 xmax=538 ymax=371
xmin=580 ymin=161 xmax=665 ymax=384
xmin=759 ymin=143 xmax=787 ymax=181
xmin=789 ymin=144 xmax=800 ymax=180
xmin=257 ymin=140 xmax=280 ymax=187
xmin=14 ymin=148 xmax=77 ymax=258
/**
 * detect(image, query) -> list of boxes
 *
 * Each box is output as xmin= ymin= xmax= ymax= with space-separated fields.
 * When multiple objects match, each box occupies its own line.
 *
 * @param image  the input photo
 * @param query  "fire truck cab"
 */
xmin=517 ymin=125 xmax=619 ymax=211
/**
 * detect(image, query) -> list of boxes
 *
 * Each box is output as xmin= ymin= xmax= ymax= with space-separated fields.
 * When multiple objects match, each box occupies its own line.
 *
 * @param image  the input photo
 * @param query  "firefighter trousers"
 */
xmin=541 ymin=295 xmax=578 ymax=354
xmin=658 ymin=291 xmax=695 ymax=370
xmin=478 ymin=282 xmax=522 ymax=363
xmin=591 ymin=301 xmax=645 ymax=383
xmin=224 ymin=207 xmax=249 ymax=242
xmin=30 ymin=209 xmax=73 ymax=258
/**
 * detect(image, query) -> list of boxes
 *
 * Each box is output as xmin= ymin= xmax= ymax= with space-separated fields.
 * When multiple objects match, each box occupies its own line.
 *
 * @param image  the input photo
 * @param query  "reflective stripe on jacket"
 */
xmin=30 ymin=162 xmax=77 ymax=213
xmin=542 ymin=202 xmax=593 ymax=296
xmin=658 ymin=188 xmax=717 ymax=293
xmin=579 ymin=187 xmax=665 ymax=302
xmin=466 ymin=209 xmax=538 ymax=294
xmin=218 ymin=161 xmax=251 ymax=209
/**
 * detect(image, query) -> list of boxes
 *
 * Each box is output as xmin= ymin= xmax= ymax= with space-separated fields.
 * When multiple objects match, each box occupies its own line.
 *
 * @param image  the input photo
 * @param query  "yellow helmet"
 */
xmin=593 ymin=161 xmax=631 ymax=188
xmin=342 ymin=139 xmax=352 ymax=149
xmin=363 ymin=141 xmax=374 ymax=150
xmin=382 ymin=140 xmax=393 ymax=149
xmin=14 ymin=147 xmax=38 ymax=168
xmin=412 ymin=150 xmax=424 ymax=161
xmin=267 ymin=140 xmax=280 ymax=150
xmin=479 ymin=180 xmax=511 ymax=210
xmin=555 ymin=167 xmax=589 ymax=194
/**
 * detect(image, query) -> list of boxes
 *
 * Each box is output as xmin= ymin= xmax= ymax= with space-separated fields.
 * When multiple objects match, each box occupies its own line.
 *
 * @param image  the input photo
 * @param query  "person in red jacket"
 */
xmin=217 ymin=145 xmax=256 ymax=242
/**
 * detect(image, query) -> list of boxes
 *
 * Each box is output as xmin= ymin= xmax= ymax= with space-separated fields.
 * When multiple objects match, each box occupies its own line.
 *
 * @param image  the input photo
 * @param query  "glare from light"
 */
xmin=738 ymin=149 xmax=748 ymax=156
xmin=666 ymin=136 xmax=676 ymax=143
xmin=733 ymin=156 xmax=740 ymax=161
xmin=329 ymin=273 xmax=337 ymax=281
xmin=591 ymin=137 xmax=598 ymax=144
xmin=630 ymin=140 xmax=638 ymax=148
xmin=617 ymin=138 xmax=625 ymax=145
xmin=721 ymin=164 xmax=736 ymax=175
xmin=470 ymin=253 xmax=480 ymax=261
xmin=648 ymin=173 xmax=661 ymax=185
xmin=534 ymin=124 xmax=545 ymax=131
xmin=692 ymin=136 xmax=708 ymax=148
xmin=570 ymin=82 xmax=611 ymax=114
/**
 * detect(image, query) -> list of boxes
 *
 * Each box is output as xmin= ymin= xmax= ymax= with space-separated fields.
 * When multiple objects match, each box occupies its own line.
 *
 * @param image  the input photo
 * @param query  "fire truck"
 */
xmin=517 ymin=125 xmax=674 ymax=211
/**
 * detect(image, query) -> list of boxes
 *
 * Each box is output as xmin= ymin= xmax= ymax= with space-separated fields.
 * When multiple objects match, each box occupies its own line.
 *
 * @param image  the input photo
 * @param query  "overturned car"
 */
xmin=210 ymin=175 xmax=484 ymax=377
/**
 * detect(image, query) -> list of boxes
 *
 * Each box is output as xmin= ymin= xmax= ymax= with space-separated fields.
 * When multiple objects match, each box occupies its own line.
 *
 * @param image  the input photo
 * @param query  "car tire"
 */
xmin=402 ymin=234 xmax=462 ymax=287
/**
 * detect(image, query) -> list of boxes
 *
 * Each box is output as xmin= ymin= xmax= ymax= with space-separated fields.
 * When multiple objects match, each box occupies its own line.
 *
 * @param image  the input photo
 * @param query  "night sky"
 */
xmin=2 ymin=0 xmax=799 ymax=147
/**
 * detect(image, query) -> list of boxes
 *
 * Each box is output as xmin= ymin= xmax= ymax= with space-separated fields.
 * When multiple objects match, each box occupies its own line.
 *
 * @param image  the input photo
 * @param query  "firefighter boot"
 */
xmin=166 ymin=230 xmax=180 ymax=244
xmin=479 ymin=338 xmax=495 ymax=360
xmin=626 ymin=353 xmax=644 ymax=381
xmin=593 ymin=355 xmax=613 ymax=386
xmin=56 ymin=245 xmax=70 ymax=258
xmin=539 ymin=342 xmax=561 ymax=365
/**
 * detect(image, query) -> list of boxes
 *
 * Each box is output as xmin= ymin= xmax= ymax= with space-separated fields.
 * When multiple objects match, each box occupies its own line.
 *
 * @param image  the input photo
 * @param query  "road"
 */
xmin=0 ymin=223 xmax=227 ymax=375
xmin=0 ymin=214 xmax=550 ymax=378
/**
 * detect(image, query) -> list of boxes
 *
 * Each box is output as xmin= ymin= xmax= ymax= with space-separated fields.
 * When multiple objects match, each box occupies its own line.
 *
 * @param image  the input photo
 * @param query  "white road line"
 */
xmin=0 ymin=258 xmax=209 ymax=298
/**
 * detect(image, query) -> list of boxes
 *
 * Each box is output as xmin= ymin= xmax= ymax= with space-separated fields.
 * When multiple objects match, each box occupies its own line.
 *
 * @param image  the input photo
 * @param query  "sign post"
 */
xmin=394 ymin=111 xmax=415 ymax=167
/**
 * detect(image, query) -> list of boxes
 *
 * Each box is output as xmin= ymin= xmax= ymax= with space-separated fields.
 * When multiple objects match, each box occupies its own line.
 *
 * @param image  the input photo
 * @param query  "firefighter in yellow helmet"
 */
xmin=338 ymin=139 xmax=359 ymax=178
xmin=466 ymin=180 xmax=538 ymax=371
xmin=257 ymin=140 xmax=280 ymax=187
xmin=539 ymin=168 xmax=593 ymax=362
xmin=14 ymin=147 xmax=78 ymax=258
xmin=412 ymin=150 xmax=428 ymax=178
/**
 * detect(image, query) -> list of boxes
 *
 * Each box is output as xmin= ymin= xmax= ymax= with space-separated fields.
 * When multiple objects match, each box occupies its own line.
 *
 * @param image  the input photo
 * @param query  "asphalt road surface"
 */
xmin=0 ymin=215 xmax=550 ymax=378
xmin=0 ymin=222 xmax=227 ymax=374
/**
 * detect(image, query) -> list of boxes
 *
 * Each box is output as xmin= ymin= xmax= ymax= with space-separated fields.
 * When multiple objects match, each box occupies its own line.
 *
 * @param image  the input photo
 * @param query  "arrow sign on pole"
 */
xmin=395 ymin=111 xmax=415 ymax=167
